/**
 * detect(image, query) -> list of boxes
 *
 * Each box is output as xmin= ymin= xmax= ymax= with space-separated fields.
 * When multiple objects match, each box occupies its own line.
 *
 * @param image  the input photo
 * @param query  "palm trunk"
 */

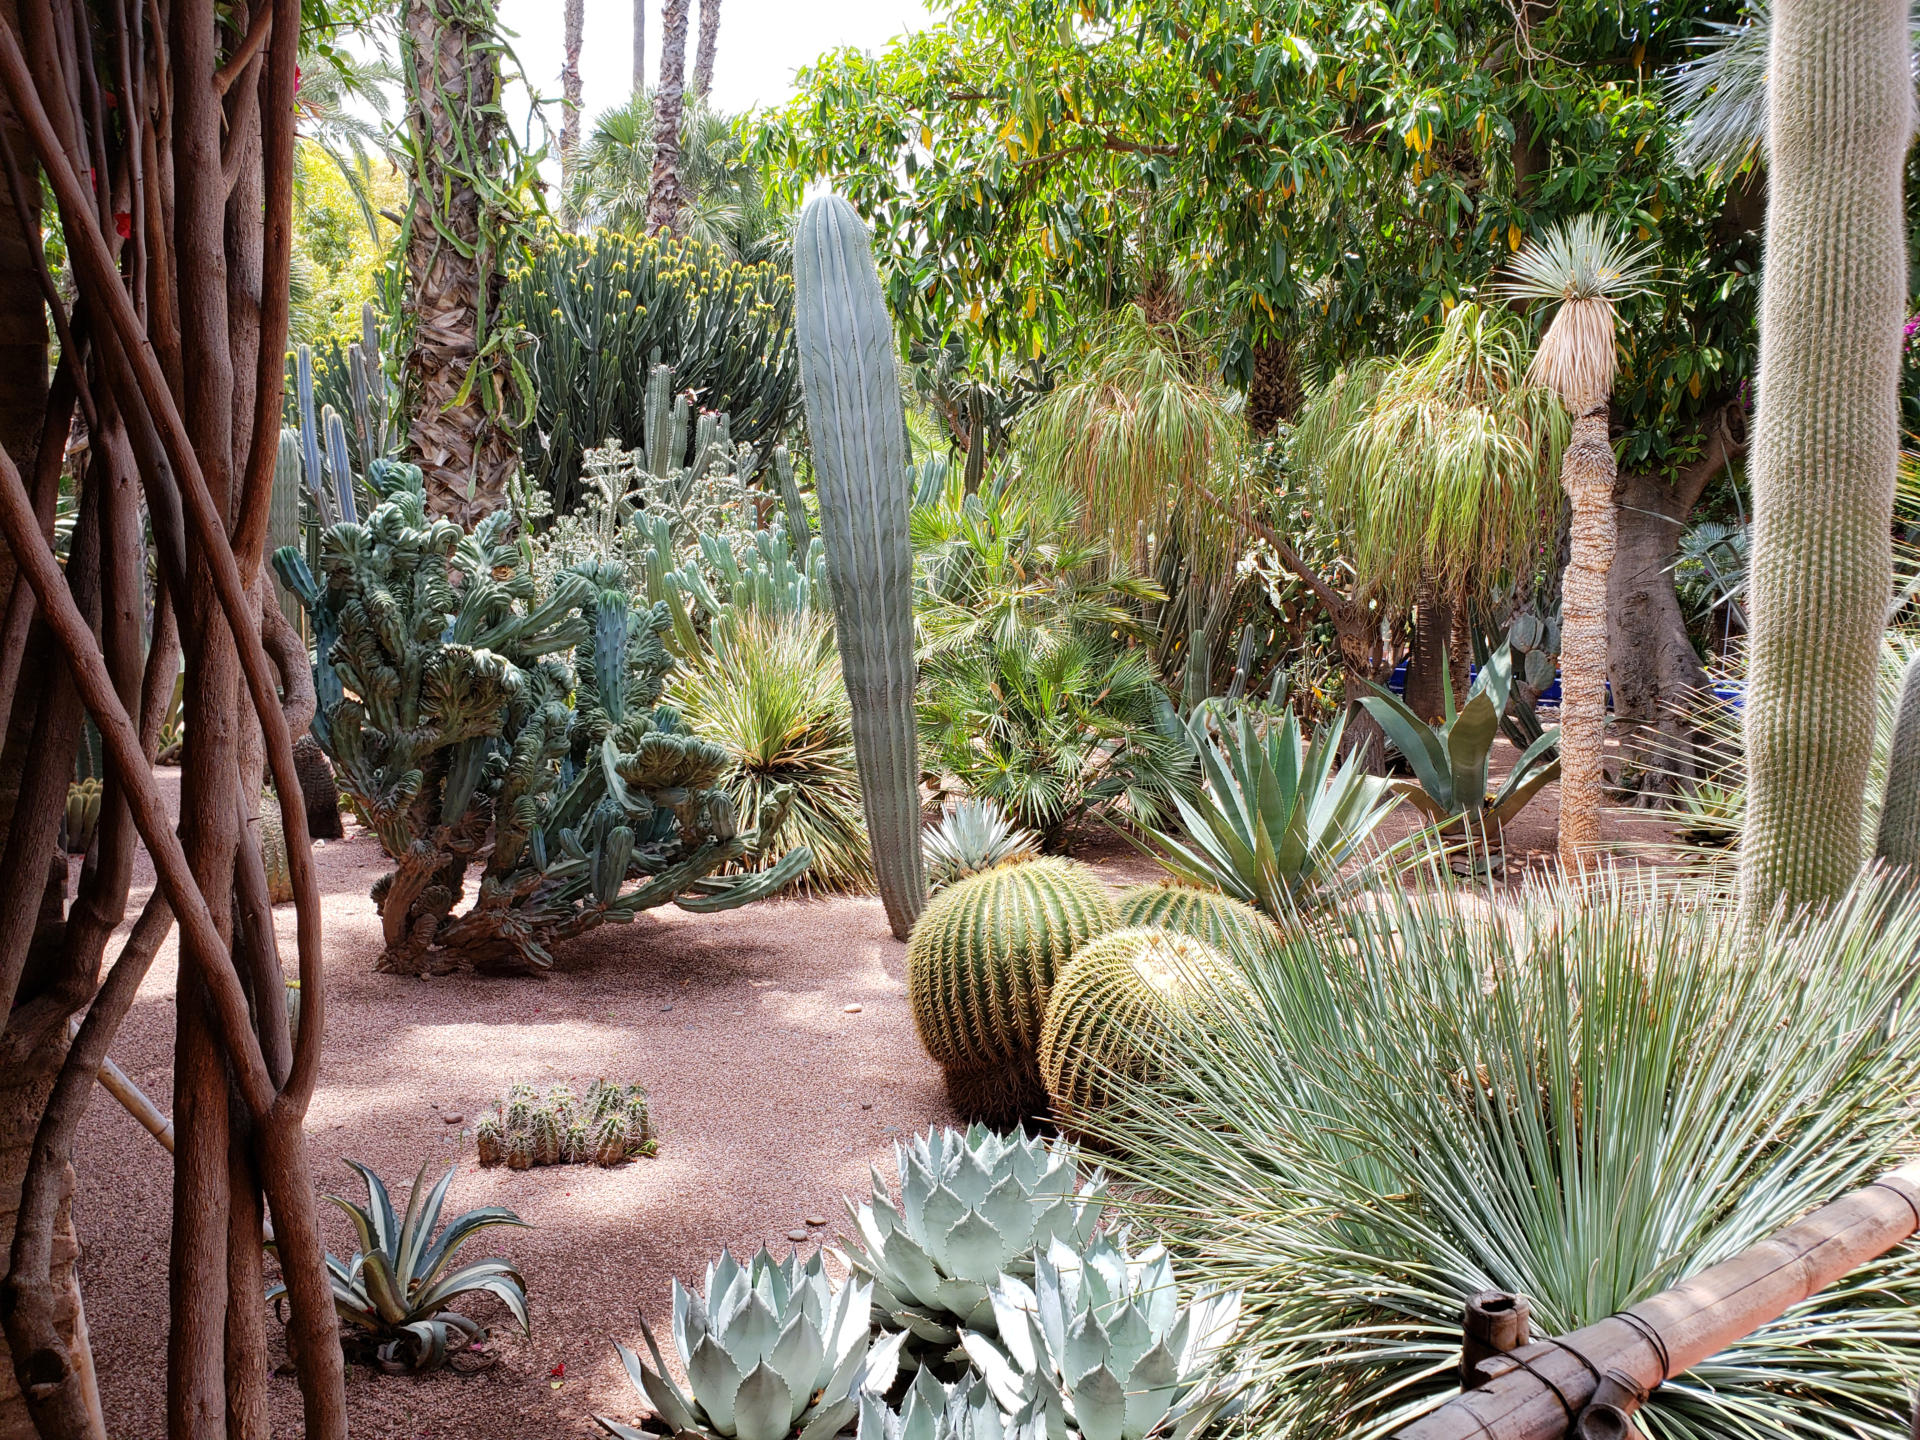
xmin=632 ymin=0 xmax=647 ymax=96
xmin=559 ymin=0 xmax=585 ymax=229
xmin=1403 ymin=577 xmax=1455 ymax=725
xmin=647 ymin=0 xmax=690 ymax=234
xmin=692 ymin=0 xmax=719 ymax=99
xmin=1558 ymin=404 xmax=1615 ymax=867
xmin=401 ymin=0 xmax=521 ymax=528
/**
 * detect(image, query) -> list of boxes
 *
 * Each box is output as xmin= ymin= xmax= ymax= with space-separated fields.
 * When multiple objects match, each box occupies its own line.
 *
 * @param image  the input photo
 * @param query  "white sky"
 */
xmin=496 ymin=0 xmax=934 ymax=144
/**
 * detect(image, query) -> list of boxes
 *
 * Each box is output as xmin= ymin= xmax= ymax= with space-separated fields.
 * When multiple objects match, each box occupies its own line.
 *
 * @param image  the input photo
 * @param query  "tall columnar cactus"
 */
xmin=1039 ymin=927 xmax=1228 ymax=1134
xmin=906 ymin=858 xmax=1116 ymax=1125
xmin=1876 ymin=652 xmax=1920 ymax=868
xmin=1738 ymin=0 xmax=1910 ymax=925
xmin=793 ymin=193 xmax=927 ymax=941
xmin=1113 ymin=883 xmax=1277 ymax=953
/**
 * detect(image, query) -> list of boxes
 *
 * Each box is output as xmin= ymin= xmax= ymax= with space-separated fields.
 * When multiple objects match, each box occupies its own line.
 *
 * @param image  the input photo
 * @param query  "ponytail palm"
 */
xmin=1503 ymin=217 xmax=1659 ymax=868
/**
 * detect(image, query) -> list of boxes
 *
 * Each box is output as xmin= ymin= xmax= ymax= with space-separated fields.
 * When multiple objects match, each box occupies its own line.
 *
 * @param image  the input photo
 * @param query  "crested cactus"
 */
xmin=259 ymin=790 xmax=295 ymax=905
xmin=1877 ymin=651 xmax=1920 ymax=868
xmin=906 ymin=859 xmax=1117 ymax=1125
xmin=1113 ymin=883 xmax=1276 ymax=953
xmin=275 ymin=464 xmax=810 ymax=974
xmin=474 ymin=1079 xmax=655 ymax=1168
xmin=1038 ymin=928 xmax=1229 ymax=1133
xmin=793 ymin=192 xmax=927 ymax=940
xmin=1739 ymin=0 xmax=1910 ymax=923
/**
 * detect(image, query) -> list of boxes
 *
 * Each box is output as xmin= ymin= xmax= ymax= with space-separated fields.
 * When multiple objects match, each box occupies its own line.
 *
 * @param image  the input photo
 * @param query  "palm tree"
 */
xmin=647 ymin=0 xmax=691 ymax=234
xmin=560 ymin=0 xmax=585 ymax=226
xmin=693 ymin=0 xmax=721 ymax=98
xmin=563 ymin=94 xmax=776 ymax=260
xmin=294 ymin=43 xmax=400 ymax=237
xmin=1502 ymin=216 xmax=1658 ymax=869
xmin=633 ymin=0 xmax=647 ymax=95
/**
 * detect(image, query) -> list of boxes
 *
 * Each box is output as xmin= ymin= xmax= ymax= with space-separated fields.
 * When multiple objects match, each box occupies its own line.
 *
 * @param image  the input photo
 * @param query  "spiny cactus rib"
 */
xmin=793 ymin=193 xmax=927 ymax=940
xmin=1877 ymin=650 xmax=1920 ymax=868
xmin=1039 ymin=927 xmax=1228 ymax=1134
xmin=1113 ymin=883 xmax=1277 ymax=953
xmin=1738 ymin=0 xmax=1909 ymax=924
xmin=906 ymin=858 xmax=1116 ymax=1125
xmin=260 ymin=791 xmax=295 ymax=905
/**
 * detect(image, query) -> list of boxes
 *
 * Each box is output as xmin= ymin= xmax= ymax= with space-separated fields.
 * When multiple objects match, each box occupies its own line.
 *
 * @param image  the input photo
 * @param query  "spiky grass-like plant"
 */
xmin=1502 ymin=218 xmax=1658 ymax=868
xmin=1096 ymin=873 xmax=1920 ymax=1439
xmin=673 ymin=609 xmax=872 ymax=893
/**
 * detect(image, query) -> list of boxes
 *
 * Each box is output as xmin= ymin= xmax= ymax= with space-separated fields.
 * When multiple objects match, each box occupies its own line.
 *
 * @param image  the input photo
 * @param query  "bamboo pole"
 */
xmin=68 ymin=1019 xmax=174 ymax=1153
xmin=1395 ymin=1160 xmax=1920 ymax=1439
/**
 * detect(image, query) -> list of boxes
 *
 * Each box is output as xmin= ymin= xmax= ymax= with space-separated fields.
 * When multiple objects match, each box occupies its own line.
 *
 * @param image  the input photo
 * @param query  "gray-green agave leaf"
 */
xmin=841 ymin=1127 xmax=1106 ymax=1355
xmin=960 ymin=1235 xmax=1244 ymax=1440
xmin=596 ymin=1247 xmax=905 ymax=1440
xmin=858 ymin=1368 xmax=1048 ymax=1440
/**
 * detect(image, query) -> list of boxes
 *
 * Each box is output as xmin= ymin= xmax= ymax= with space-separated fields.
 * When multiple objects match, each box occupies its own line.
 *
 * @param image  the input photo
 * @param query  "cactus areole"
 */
xmin=792 ymin=193 xmax=928 ymax=939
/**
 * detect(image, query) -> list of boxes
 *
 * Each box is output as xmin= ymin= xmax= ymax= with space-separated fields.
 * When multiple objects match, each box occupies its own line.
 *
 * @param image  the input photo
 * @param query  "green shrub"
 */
xmin=672 ymin=609 xmax=871 ymax=893
xmin=506 ymin=228 xmax=799 ymax=516
xmin=1098 ymin=873 xmax=1920 ymax=1439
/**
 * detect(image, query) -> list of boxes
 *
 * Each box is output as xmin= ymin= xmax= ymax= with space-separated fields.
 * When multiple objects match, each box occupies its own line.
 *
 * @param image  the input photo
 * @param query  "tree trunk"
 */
xmin=647 ymin=0 xmax=690 ymax=234
xmin=632 ymin=0 xmax=647 ymax=97
xmin=560 ymin=0 xmax=585 ymax=229
xmin=1245 ymin=336 xmax=1302 ymax=434
xmin=1558 ymin=403 xmax=1616 ymax=868
xmin=401 ymin=0 xmax=521 ymax=528
xmin=1403 ymin=579 xmax=1456 ymax=724
xmin=692 ymin=0 xmax=720 ymax=100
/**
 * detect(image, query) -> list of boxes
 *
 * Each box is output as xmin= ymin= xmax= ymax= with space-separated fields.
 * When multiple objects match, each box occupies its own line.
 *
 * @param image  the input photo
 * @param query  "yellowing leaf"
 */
xmin=1024 ymin=288 xmax=1038 ymax=317
xmin=1509 ymin=222 xmax=1522 ymax=250
xmin=921 ymin=126 xmax=932 ymax=149
xmin=969 ymin=298 xmax=983 ymax=322
xmin=1689 ymin=371 xmax=1703 ymax=399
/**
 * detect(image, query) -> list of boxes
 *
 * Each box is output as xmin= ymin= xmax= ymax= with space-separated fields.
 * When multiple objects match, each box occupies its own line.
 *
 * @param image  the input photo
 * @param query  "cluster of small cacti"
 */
xmin=1038 ymin=927 xmax=1230 ymax=1133
xmin=794 ymin=193 xmax=928 ymax=941
xmin=275 ymin=463 xmax=812 ymax=974
xmin=1113 ymin=882 xmax=1276 ymax=952
xmin=905 ymin=858 xmax=1117 ymax=1125
xmin=64 ymin=779 xmax=101 ymax=856
xmin=475 ymin=1080 xmax=656 ymax=1169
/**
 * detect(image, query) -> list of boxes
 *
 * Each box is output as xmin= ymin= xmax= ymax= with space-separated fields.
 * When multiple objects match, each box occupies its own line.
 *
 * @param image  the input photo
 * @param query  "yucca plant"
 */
xmin=596 ymin=1247 xmax=904 ymax=1440
xmin=1137 ymin=706 xmax=1400 ymax=919
xmin=1097 ymin=873 xmax=1920 ymax=1439
xmin=269 ymin=1160 xmax=530 ymax=1372
xmin=1359 ymin=642 xmax=1559 ymax=848
xmin=960 ymin=1233 xmax=1247 ymax=1440
xmin=673 ymin=608 xmax=872 ymax=893
xmin=922 ymin=799 xmax=1042 ymax=891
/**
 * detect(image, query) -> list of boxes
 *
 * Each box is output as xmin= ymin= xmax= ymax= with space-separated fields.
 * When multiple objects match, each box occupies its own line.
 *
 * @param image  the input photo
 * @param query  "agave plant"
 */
xmin=923 ymin=800 xmax=1043 ymax=891
xmin=268 ymin=1160 xmax=530 ymax=1372
xmin=858 ymin=1368 xmax=1047 ymax=1440
xmin=1139 ymin=705 xmax=1401 ymax=919
xmin=841 ymin=1127 xmax=1107 ymax=1361
xmin=597 ymin=1247 xmax=905 ymax=1440
xmin=1359 ymin=642 xmax=1559 ymax=843
xmin=960 ymin=1234 xmax=1246 ymax=1440
xmin=1097 ymin=873 xmax=1920 ymax=1439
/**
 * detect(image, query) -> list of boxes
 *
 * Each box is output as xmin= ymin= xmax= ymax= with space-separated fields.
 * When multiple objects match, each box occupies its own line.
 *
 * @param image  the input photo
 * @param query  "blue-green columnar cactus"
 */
xmin=793 ymin=193 xmax=928 ymax=941
xmin=273 ymin=466 xmax=811 ymax=974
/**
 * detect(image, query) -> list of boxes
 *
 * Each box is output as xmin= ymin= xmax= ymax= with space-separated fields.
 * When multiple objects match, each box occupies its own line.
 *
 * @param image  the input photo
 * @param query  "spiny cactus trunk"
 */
xmin=793 ymin=195 xmax=927 ymax=940
xmin=1876 ymin=652 xmax=1920 ymax=867
xmin=1559 ymin=404 xmax=1615 ymax=867
xmin=1738 ymin=0 xmax=1909 ymax=926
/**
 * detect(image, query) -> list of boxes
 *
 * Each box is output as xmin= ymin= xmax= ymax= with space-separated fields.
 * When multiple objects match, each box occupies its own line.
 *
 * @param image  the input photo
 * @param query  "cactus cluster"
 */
xmin=64 ymin=779 xmax=101 ymax=856
xmin=794 ymin=192 xmax=928 ymax=941
xmin=475 ymin=1080 xmax=656 ymax=1169
xmin=1038 ymin=928 xmax=1229 ymax=1133
xmin=1112 ymin=883 xmax=1275 ymax=953
xmin=906 ymin=859 xmax=1117 ymax=1125
xmin=274 ymin=463 xmax=811 ymax=974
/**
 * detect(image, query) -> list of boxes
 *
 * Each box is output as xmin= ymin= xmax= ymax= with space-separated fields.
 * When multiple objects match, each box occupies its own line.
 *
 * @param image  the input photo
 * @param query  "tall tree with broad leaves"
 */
xmin=649 ymin=0 xmax=691 ymax=232
xmin=694 ymin=0 xmax=721 ymax=98
xmin=561 ymin=0 xmax=586 ymax=226
xmin=0 ymin=0 xmax=359 ymax=1433
xmin=399 ymin=0 xmax=539 ymax=527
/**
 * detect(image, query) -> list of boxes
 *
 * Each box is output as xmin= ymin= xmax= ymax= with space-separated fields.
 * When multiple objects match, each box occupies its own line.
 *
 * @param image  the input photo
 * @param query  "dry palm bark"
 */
xmin=0 ymin=0 xmax=347 ymax=1435
xmin=633 ymin=0 xmax=647 ymax=95
xmin=560 ymin=0 xmax=585 ymax=227
xmin=401 ymin=0 xmax=520 ymax=527
xmin=648 ymin=0 xmax=690 ymax=233
xmin=693 ymin=0 xmax=720 ymax=99
xmin=1557 ymin=404 xmax=1615 ymax=861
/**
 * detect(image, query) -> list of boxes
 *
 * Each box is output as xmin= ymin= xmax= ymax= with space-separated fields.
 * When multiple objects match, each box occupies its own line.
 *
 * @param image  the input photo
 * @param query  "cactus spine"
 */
xmin=905 ymin=857 xmax=1116 ymax=1125
xmin=1039 ymin=927 xmax=1227 ymax=1134
xmin=1114 ymin=883 xmax=1276 ymax=953
xmin=1738 ymin=0 xmax=1909 ymax=924
xmin=1877 ymin=651 xmax=1920 ymax=867
xmin=792 ymin=193 xmax=926 ymax=940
